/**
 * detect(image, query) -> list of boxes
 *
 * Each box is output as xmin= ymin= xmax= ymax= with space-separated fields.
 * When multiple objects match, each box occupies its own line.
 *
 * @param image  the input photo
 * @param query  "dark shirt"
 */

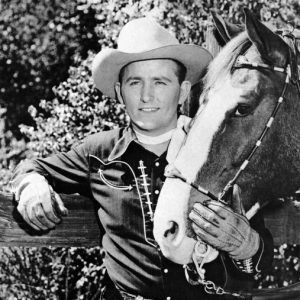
xmin=11 ymin=126 xmax=273 ymax=300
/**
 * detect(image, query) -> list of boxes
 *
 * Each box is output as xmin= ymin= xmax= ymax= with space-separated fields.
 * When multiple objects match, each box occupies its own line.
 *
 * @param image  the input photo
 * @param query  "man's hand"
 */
xmin=189 ymin=185 xmax=260 ymax=260
xmin=16 ymin=173 xmax=68 ymax=231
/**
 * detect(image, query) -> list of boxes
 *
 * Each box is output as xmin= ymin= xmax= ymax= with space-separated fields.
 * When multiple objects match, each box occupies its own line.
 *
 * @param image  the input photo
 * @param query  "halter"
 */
xmin=167 ymin=34 xmax=300 ymax=212
xmin=165 ymin=34 xmax=300 ymax=298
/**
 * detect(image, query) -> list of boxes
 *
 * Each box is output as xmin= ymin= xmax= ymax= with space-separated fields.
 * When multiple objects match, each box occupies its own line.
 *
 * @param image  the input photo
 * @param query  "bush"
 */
xmin=0 ymin=247 xmax=105 ymax=300
xmin=20 ymin=52 xmax=128 ymax=157
xmin=1 ymin=0 xmax=299 ymax=135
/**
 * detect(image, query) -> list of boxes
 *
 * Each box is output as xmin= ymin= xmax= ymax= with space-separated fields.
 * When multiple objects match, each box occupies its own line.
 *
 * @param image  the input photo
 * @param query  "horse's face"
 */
xmin=154 ymin=11 xmax=300 ymax=264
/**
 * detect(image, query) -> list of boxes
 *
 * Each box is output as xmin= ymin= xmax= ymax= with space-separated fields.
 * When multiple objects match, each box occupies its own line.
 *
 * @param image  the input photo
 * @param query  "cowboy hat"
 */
xmin=92 ymin=17 xmax=212 ymax=99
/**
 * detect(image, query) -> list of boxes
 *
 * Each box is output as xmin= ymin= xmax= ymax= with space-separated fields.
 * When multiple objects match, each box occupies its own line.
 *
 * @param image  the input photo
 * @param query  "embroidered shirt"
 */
xmin=11 ymin=126 xmax=274 ymax=300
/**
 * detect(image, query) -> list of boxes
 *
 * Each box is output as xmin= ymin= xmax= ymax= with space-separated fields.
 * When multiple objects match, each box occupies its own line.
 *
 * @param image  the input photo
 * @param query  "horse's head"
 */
xmin=153 ymin=9 xmax=300 ymax=264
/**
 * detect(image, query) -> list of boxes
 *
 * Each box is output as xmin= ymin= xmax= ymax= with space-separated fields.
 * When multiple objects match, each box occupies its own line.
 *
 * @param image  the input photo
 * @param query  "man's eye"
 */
xmin=155 ymin=81 xmax=166 ymax=85
xmin=233 ymin=104 xmax=253 ymax=117
xmin=129 ymin=81 xmax=139 ymax=86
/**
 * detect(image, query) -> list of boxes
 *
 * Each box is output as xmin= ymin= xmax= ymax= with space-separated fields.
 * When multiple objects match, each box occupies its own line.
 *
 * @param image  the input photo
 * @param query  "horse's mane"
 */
xmin=201 ymin=32 xmax=249 ymax=105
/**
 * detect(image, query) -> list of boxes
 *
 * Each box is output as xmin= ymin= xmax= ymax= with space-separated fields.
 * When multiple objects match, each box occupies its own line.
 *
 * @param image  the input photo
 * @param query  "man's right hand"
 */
xmin=16 ymin=173 xmax=68 ymax=231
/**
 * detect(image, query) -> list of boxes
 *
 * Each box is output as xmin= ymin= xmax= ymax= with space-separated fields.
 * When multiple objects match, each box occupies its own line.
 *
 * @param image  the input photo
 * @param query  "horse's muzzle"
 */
xmin=153 ymin=178 xmax=196 ymax=264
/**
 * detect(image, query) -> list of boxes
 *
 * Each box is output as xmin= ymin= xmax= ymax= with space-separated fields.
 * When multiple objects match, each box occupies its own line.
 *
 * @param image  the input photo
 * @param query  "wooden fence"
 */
xmin=0 ymin=192 xmax=100 ymax=247
xmin=0 ymin=191 xmax=299 ymax=247
xmin=1 ymin=191 xmax=300 ymax=299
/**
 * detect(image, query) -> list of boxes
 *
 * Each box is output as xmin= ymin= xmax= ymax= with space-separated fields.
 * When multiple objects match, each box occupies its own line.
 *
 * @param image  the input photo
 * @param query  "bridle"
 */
xmin=167 ymin=33 xmax=300 ymax=212
xmin=164 ymin=33 xmax=300 ymax=298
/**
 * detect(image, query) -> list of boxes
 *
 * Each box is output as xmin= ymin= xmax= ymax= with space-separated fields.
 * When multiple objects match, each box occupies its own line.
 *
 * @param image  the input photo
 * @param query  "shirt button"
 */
xmin=155 ymin=162 xmax=160 ymax=167
xmin=154 ymin=189 xmax=160 ymax=195
xmin=163 ymin=268 xmax=168 ymax=273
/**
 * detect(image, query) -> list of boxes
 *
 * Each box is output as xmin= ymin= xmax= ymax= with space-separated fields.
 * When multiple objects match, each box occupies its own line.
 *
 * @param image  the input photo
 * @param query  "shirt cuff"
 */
xmin=231 ymin=236 xmax=264 ymax=274
xmin=10 ymin=173 xmax=47 ymax=201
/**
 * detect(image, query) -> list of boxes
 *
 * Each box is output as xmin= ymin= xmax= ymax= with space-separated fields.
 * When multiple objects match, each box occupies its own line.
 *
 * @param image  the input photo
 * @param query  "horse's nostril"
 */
xmin=163 ymin=221 xmax=178 ymax=238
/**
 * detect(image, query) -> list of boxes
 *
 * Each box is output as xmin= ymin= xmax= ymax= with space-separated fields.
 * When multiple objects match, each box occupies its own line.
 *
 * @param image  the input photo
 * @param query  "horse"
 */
xmin=153 ymin=8 xmax=300 ymax=270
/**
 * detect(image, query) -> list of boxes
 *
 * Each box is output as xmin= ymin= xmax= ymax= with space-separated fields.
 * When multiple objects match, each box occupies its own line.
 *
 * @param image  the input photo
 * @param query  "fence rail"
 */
xmin=0 ymin=192 xmax=299 ymax=247
xmin=0 ymin=192 xmax=100 ymax=247
xmin=1 ymin=191 xmax=300 ymax=298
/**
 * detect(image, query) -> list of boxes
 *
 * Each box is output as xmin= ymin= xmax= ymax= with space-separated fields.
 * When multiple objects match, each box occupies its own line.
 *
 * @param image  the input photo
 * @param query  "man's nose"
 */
xmin=141 ymin=83 xmax=154 ymax=103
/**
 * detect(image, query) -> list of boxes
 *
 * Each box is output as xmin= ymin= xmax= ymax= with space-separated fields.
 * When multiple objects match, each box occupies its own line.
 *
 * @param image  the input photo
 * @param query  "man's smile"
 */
xmin=139 ymin=107 xmax=160 ymax=112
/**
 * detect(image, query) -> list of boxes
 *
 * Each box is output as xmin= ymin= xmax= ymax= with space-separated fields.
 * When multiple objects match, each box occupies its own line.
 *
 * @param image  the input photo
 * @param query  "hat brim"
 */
xmin=92 ymin=44 xmax=212 ymax=99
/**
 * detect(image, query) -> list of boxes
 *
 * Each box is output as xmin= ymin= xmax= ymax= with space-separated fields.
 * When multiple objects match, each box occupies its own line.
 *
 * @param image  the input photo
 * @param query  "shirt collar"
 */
xmin=108 ymin=126 xmax=138 ymax=161
xmin=108 ymin=115 xmax=192 ymax=161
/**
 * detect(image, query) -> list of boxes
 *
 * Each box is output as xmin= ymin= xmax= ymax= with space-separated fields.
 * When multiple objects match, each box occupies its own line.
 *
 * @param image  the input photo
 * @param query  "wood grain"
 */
xmin=0 ymin=192 xmax=299 ymax=247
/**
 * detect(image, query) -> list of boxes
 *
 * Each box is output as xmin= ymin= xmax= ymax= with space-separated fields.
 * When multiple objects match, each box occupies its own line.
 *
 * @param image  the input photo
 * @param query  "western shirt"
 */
xmin=11 ymin=126 xmax=273 ymax=300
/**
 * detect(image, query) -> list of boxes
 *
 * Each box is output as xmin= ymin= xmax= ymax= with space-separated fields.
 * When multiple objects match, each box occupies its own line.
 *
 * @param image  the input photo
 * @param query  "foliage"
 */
xmin=255 ymin=244 xmax=300 ymax=288
xmin=0 ymin=106 xmax=29 ymax=192
xmin=0 ymin=247 xmax=105 ymax=300
xmin=1 ymin=0 xmax=300 ymax=298
xmin=20 ymin=0 xmax=300 ymax=158
xmin=1 ymin=0 xmax=298 ymax=134
xmin=0 ymin=0 xmax=83 ymax=135
xmin=20 ymin=53 xmax=128 ymax=157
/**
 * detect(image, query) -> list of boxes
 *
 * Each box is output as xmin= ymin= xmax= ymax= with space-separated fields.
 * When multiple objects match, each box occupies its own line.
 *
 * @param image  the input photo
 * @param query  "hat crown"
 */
xmin=117 ymin=18 xmax=179 ymax=53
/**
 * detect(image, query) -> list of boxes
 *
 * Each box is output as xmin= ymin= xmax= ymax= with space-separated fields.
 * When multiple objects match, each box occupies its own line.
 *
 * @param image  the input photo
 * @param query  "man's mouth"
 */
xmin=139 ymin=108 xmax=159 ymax=112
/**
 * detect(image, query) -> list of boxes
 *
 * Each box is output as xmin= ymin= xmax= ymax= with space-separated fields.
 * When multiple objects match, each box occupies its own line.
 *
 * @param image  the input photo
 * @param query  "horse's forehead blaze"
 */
xmin=174 ymin=77 xmax=244 ymax=181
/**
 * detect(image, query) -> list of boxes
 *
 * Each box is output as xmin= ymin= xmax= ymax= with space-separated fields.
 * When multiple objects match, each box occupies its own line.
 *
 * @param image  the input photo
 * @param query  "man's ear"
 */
xmin=179 ymin=81 xmax=191 ymax=105
xmin=115 ymin=82 xmax=125 ymax=105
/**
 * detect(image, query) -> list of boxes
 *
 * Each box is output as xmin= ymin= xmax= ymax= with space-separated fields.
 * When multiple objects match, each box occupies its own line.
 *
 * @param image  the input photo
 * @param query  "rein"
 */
xmin=167 ymin=36 xmax=300 ymax=216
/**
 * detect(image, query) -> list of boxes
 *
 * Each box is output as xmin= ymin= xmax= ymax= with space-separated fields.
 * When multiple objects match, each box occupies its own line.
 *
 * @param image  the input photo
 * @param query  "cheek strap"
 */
xmin=166 ymin=115 xmax=191 ymax=163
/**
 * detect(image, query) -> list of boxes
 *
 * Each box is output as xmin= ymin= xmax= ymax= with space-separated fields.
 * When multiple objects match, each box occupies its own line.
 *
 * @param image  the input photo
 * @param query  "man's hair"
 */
xmin=118 ymin=59 xmax=187 ymax=84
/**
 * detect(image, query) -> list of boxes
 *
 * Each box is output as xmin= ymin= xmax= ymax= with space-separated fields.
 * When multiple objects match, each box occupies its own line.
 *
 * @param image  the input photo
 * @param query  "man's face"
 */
xmin=115 ymin=59 xmax=191 ymax=136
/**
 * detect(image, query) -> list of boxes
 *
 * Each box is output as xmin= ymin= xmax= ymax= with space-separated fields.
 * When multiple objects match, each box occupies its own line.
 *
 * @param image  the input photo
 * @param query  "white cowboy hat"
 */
xmin=92 ymin=17 xmax=212 ymax=99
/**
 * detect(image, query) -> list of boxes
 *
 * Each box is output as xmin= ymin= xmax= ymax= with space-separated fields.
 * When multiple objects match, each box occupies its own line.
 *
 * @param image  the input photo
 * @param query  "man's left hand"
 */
xmin=189 ymin=186 xmax=260 ymax=260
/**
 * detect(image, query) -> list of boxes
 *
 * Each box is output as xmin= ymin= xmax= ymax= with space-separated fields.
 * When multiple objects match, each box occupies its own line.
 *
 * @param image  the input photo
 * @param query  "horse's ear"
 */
xmin=211 ymin=11 xmax=244 ymax=45
xmin=244 ymin=8 xmax=289 ymax=66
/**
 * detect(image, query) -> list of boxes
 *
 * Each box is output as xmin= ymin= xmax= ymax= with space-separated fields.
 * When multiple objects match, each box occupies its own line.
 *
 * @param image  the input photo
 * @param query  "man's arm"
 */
xmin=10 ymin=141 xmax=91 ymax=231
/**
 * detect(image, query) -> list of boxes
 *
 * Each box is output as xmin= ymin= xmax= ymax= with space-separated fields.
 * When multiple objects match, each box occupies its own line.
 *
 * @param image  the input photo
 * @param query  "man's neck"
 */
xmin=133 ymin=128 xmax=175 ymax=156
xmin=139 ymin=140 xmax=170 ymax=156
xmin=134 ymin=129 xmax=175 ymax=145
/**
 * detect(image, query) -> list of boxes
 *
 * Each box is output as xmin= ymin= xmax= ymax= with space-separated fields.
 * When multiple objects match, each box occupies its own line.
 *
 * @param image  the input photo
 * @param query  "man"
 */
xmin=11 ymin=18 xmax=273 ymax=299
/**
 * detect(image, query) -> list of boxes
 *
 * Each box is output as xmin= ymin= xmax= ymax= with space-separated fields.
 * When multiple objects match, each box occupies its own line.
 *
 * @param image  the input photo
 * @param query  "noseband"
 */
xmin=167 ymin=35 xmax=300 ymax=215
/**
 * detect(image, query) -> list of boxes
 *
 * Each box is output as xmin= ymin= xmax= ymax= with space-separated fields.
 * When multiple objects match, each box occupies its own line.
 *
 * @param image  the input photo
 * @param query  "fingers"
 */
xmin=17 ymin=195 xmax=43 ymax=231
xmin=190 ymin=203 xmax=239 ymax=240
xmin=192 ymin=203 xmax=221 ymax=228
xmin=189 ymin=207 xmax=241 ymax=252
xmin=189 ymin=201 xmax=244 ymax=245
xmin=31 ymin=203 xmax=57 ymax=230
xmin=190 ymin=221 xmax=220 ymax=246
xmin=189 ymin=220 xmax=239 ymax=251
xmin=49 ymin=186 xmax=68 ymax=217
xmin=193 ymin=200 xmax=230 ymax=220
xmin=189 ymin=209 xmax=219 ymax=238
xmin=203 ymin=200 xmax=242 ymax=222
xmin=17 ymin=182 xmax=66 ymax=231
xmin=231 ymin=184 xmax=245 ymax=215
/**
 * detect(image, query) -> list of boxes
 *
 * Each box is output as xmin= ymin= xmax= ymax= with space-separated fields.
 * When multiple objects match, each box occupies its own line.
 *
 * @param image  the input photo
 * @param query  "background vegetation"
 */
xmin=0 ymin=0 xmax=300 ymax=298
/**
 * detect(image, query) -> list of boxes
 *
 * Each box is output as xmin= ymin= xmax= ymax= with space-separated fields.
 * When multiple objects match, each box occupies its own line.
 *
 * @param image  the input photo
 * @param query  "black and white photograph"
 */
xmin=0 ymin=0 xmax=300 ymax=299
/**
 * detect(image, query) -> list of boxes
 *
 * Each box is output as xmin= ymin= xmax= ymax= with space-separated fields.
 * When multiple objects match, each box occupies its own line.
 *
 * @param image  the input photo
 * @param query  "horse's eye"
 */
xmin=233 ymin=104 xmax=253 ymax=117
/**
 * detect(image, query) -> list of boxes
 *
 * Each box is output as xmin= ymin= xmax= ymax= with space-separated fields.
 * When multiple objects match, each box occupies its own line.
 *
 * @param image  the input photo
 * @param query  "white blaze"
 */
xmin=154 ymin=75 xmax=244 ymax=264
